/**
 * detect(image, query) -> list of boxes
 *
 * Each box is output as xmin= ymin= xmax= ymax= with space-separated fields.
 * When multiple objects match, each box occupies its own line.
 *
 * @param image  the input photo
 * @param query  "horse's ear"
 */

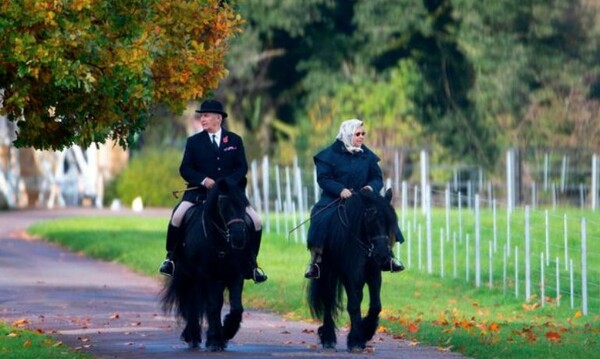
xmin=384 ymin=188 xmax=393 ymax=203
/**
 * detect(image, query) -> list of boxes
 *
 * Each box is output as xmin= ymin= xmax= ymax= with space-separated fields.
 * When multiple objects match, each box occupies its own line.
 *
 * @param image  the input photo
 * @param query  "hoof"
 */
xmin=348 ymin=344 xmax=365 ymax=353
xmin=187 ymin=340 xmax=200 ymax=349
xmin=206 ymin=344 xmax=225 ymax=352
xmin=322 ymin=342 xmax=336 ymax=349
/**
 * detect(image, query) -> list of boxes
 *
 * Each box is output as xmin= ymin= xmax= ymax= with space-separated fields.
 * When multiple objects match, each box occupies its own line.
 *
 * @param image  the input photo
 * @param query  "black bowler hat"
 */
xmin=195 ymin=99 xmax=228 ymax=118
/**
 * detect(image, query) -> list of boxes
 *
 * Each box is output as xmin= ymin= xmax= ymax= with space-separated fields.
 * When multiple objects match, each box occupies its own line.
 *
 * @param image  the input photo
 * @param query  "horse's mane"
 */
xmin=204 ymin=179 xmax=249 ymax=217
xmin=327 ymin=190 xmax=397 ymax=264
xmin=360 ymin=189 xmax=398 ymax=235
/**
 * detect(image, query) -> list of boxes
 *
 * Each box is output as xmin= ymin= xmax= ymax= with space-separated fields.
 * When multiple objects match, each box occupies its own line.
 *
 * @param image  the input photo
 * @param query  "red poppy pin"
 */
xmin=223 ymin=136 xmax=229 ymax=144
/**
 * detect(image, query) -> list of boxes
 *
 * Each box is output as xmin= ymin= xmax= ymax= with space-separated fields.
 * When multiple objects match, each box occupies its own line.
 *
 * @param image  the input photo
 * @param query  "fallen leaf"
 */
xmin=522 ymin=302 xmax=540 ymax=311
xmin=408 ymin=323 xmax=419 ymax=333
xmin=23 ymin=339 xmax=32 ymax=348
xmin=12 ymin=318 xmax=29 ymax=327
xmin=545 ymin=331 xmax=561 ymax=343
xmin=488 ymin=322 xmax=500 ymax=332
xmin=376 ymin=325 xmax=389 ymax=333
xmin=109 ymin=313 xmax=120 ymax=320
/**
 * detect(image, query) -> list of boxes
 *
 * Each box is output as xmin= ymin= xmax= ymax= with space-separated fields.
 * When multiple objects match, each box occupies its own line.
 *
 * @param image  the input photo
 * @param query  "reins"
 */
xmin=202 ymin=196 xmax=245 ymax=249
xmin=337 ymin=199 xmax=376 ymax=256
xmin=338 ymin=195 xmax=387 ymax=257
xmin=287 ymin=197 xmax=342 ymax=241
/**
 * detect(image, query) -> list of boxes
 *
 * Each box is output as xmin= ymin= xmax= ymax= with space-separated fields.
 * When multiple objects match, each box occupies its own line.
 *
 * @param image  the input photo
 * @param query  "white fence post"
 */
xmin=581 ymin=218 xmax=588 ymax=315
xmin=475 ymin=194 xmax=481 ymax=288
xmin=525 ymin=206 xmax=531 ymax=302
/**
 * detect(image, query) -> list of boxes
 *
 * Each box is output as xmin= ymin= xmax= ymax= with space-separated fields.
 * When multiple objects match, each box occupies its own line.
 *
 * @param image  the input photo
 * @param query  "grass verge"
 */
xmin=0 ymin=322 xmax=90 ymax=359
xmin=20 ymin=214 xmax=600 ymax=358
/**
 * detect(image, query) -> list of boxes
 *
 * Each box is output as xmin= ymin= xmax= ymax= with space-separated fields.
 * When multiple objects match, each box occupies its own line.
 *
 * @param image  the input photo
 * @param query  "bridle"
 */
xmin=202 ymin=195 xmax=246 ymax=250
xmin=337 ymin=198 xmax=387 ymax=257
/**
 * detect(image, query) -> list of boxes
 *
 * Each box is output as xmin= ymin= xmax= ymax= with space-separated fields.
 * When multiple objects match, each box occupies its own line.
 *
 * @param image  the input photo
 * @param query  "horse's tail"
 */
xmin=307 ymin=265 xmax=343 ymax=324
xmin=160 ymin=277 xmax=178 ymax=315
xmin=160 ymin=271 xmax=206 ymax=323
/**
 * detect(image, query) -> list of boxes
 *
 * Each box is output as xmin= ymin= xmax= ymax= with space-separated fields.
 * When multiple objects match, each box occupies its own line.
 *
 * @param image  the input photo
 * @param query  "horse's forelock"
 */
xmin=220 ymin=181 xmax=249 ymax=210
xmin=359 ymin=190 xmax=398 ymax=233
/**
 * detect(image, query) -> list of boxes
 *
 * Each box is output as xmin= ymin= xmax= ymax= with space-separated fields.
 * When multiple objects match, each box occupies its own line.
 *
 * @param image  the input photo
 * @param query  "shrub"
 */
xmin=115 ymin=147 xmax=184 ymax=208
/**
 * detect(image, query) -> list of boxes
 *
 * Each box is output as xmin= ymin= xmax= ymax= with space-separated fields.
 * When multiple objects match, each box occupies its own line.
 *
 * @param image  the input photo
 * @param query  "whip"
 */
xmin=171 ymin=186 xmax=199 ymax=199
xmin=287 ymin=197 xmax=342 ymax=241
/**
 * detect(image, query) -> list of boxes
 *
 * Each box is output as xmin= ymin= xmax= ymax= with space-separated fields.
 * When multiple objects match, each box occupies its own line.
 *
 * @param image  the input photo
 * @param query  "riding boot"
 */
xmin=246 ymin=229 xmax=268 ymax=283
xmin=159 ymin=224 xmax=180 ymax=276
xmin=304 ymin=247 xmax=322 ymax=279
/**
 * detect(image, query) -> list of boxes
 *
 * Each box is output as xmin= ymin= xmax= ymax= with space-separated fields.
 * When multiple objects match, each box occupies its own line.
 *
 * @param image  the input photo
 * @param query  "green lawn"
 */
xmin=8 ymin=209 xmax=600 ymax=358
xmin=0 ymin=322 xmax=90 ymax=359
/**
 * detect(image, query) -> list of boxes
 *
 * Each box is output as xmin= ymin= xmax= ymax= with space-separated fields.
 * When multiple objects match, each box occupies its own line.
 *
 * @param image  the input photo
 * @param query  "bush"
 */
xmin=115 ymin=147 xmax=184 ymax=208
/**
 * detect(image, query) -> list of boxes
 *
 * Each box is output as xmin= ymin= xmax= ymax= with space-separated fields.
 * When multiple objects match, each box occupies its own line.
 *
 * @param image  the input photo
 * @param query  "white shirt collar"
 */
xmin=209 ymin=128 xmax=223 ymax=145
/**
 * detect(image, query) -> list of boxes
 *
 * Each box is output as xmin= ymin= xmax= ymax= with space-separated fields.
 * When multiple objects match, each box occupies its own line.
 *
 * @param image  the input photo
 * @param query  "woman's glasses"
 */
xmin=354 ymin=131 xmax=366 ymax=137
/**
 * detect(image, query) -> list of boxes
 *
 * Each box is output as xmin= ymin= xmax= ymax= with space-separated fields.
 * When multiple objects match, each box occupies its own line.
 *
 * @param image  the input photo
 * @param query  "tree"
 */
xmin=0 ymin=0 xmax=243 ymax=150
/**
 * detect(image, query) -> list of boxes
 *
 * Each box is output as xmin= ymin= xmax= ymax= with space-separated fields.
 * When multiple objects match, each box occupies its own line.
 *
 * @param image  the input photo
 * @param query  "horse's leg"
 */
xmin=180 ymin=280 xmax=202 ymax=349
xmin=345 ymin=280 xmax=366 ymax=352
xmin=223 ymin=278 xmax=244 ymax=341
xmin=204 ymin=280 xmax=225 ymax=351
xmin=319 ymin=308 xmax=337 ymax=349
xmin=361 ymin=272 xmax=382 ymax=342
xmin=315 ymin=271 xmax=337 ymax=349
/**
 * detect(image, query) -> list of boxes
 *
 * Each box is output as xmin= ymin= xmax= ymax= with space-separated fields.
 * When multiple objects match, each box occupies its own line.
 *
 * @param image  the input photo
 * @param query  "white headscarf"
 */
xmin=336 ymin=119 xmax=364 ymax=153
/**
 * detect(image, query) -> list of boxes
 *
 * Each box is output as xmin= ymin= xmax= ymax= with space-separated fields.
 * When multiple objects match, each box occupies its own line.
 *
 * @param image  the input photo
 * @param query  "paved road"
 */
xmin=0 ymin=208 xmax=466 ymax=358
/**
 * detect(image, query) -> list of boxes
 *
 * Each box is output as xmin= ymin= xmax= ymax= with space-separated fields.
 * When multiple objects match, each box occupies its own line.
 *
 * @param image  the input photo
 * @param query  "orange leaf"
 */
xmin=408 ymin=322 xmax=419 ymax=333
xmin=456 ymin=320 xmax=473 ymax=330
xmin=377 ymin=325 xmax=389 ymax=333
xmin=488 ymin=322 xmax=501 ymax=332
xmin=433 ymin=319 xmax=449 ymax=326
xmin=522 ymin=302 xmax=540 ymax=311
xmin=574 ymin=311 xmax=582 ymax=319
xmin=545 ymin=331 xmax=561 ymax=343
xmin=12 ymin=318 xmax=29 ymax=327
xmin=23 ymin=339 xmax=32 ymax=348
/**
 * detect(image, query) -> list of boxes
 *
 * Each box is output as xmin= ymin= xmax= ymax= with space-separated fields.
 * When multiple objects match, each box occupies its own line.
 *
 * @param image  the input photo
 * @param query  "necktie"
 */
xmin=212 ymin=134 xmax=218 ymax=150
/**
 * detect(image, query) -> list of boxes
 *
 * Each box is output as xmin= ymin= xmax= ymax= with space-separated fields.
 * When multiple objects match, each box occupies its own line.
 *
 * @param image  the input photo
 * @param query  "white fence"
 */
xmin=247 ymin=150 xmax=599 ymax=316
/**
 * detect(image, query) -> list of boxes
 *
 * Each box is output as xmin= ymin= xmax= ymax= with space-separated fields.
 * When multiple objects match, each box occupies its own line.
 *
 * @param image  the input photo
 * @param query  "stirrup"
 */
xmin=304 ymin=263 xmax=320 ymax=279
xmin=389 ymin=259 xmax=405 ymax=273
xmin=159 ymin=259 xmax=175 ymax=277
xmin=253 ymin=267 xmax=268 ymax=283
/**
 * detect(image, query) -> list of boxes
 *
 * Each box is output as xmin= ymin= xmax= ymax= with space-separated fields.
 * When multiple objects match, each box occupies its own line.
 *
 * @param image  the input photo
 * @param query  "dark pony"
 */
xmin=307 ymin=188 xmax=398 ymax=352
xmin=161 ymin=179 xmax=250 ymax=351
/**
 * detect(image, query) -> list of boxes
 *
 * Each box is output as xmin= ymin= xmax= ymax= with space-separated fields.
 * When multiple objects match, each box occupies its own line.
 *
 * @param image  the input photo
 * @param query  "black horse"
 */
xmin=307 ymin=188 xmax=399 ymax=352
xmin=161 ymin=179 xmax=250 ymax=351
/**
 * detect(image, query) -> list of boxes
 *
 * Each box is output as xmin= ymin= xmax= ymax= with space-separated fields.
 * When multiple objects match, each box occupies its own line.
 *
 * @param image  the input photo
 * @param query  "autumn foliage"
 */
xmin=0 ymin=0 xmax=243 ymax=149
